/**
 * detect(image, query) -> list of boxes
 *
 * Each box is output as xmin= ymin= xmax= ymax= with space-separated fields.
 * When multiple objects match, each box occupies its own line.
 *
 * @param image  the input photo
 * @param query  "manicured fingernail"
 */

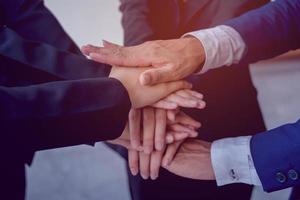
xmin=130 ymin=168 xmax=138 ymax=176
xmin=141 ymin=174 xmax=149 ymax=180
xmin=151 ymin=174 xmax=158 ymax=180
xmin=155 ymin=142 xmax=164 ymax=151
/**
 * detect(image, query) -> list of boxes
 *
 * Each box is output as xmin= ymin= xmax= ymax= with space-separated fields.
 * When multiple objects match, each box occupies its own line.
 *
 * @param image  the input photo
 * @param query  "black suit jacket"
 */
xmin=0 ymin=0 xmax=131 ymax=163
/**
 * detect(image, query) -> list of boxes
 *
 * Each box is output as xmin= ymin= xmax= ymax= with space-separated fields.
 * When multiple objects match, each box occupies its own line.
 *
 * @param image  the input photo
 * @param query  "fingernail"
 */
xmin=130 ymin=168 xmax=138 ymax=176
xmin=141 ymin=74 xmax=151 ymax=85
xmin=151 ymin=174 xmax=158 ymax=180
xmin=189 ymin=131 xmax=199 ymax=137
xmin=162 ymin=159 xmax=169 ymax=167
xmin=155 ymin=142 xmax=164 ymax=151
xmin=141 ymin=174 xmax=149 ymax=180
xmin=197 ymin=101 xmax=206 ymax=108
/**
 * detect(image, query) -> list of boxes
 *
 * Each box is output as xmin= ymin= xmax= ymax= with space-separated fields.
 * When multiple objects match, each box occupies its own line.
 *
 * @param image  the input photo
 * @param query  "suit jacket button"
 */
xmin=276 ymin=172 xmax=286 ymax=183
xmin=288 ymin=169 xmax=298 ymax=180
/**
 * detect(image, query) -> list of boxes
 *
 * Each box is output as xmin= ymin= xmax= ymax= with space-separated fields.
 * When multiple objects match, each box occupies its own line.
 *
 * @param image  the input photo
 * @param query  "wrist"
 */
xmin=182 ymin=36 xmax=206 ymax=73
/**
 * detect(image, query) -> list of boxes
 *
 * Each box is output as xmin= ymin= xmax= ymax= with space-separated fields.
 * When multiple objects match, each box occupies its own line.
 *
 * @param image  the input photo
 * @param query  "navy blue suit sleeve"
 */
xmin=250 ymin=119 xmax=300 ymax=192
xmin=0 ymin=0 xmax=81 ymax=55
xmin=0 ymin=77 xmax=131 ymax=152
xmin=0 ymin=27 xmax=111 ymax=80
xmin=224 ymin=0 xmax=300 ymax=63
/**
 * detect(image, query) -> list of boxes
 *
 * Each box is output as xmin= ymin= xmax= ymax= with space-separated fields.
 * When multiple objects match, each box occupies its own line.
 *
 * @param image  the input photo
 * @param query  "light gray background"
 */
xmin=26 ymin=1 xmax=300 ymax=199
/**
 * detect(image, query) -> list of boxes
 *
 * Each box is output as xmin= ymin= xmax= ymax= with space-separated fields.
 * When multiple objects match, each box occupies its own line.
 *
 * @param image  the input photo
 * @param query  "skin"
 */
xmin=109 ymin=66 xmax=193 ymax=108
xmin=81 ymin=37 xmax=205 ymax=86
xmin=163 ymin=139 xmax=216 ymax=180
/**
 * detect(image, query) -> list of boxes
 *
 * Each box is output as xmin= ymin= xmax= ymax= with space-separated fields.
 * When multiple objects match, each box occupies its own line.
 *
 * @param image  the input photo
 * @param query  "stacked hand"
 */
xmin=108 ymin=90 xmax=205 ymax=180
xmin=81 ymin=38 xmax=215 ymax=181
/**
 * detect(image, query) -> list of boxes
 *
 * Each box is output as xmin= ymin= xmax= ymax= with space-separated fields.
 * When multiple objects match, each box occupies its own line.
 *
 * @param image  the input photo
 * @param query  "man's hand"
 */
xmin=82 ymin=38 xmax=205 ymax=86
xmin=127 ymin=110 xmax=201 ymax=180
xmin=109 ymin=66 xmax=192 ymax=108
xmin=162 ymin=139 xmax=216 ymax=180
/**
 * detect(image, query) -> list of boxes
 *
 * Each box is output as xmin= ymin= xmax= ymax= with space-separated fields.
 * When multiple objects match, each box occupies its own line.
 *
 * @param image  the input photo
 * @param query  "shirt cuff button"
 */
xmin=288 ymin=169 xmax=299 ymax=181
xmin=276 ymin=172 xmax=287 ymax=183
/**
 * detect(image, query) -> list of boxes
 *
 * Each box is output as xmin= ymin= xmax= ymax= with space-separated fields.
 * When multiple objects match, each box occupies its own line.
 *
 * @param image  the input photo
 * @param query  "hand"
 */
xmin=109 ymin=66 xmax=192 ymax=108
xmin=127 ymin=111 xmax=200 ymax=180
xmin=152 ymin=89 xmax=206 ymax=110
xmin=82 ymin=38 xmax=205 ymax=86
xmin=163 ymin=139 xmax=216 ymax=180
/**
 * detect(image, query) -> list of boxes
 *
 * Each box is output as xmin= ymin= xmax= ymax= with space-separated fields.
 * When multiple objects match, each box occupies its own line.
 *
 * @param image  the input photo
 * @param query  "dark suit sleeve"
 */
xmin=0 ymin=0 xmax=81 ymax=55
xmin=0 ymin=78 xmax=131 ymax=152
xmin=0 ymin=26 xmax=111 ymax=81
xmin=1 ymin=0 xmax=111 ymax=80
xmin=120 ymin=0 xmax=155 ymax=46
xmin=224 ymin=0 xmax=300 ymax=63
xmin=250 ymin=119 xmax=300 ymax=192
xmin=0 ymin=28 xmax=131 ymax=151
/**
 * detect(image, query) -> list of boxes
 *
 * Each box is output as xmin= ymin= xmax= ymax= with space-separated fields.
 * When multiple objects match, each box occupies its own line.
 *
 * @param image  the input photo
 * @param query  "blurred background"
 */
xmin=26 ymin=0 xmax=300 ymax=199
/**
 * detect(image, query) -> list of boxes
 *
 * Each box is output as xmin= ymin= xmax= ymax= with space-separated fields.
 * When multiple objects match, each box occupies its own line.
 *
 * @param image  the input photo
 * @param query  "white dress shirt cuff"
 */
xmin=183 ymin=25 xmax=246 ymax=74
xmin=211 ymin=136 xmax=262 ymax=186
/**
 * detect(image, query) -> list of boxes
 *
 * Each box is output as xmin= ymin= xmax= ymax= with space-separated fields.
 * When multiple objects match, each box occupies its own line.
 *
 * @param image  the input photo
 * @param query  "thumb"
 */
xmin=140 ymin=64 xmax=175 ymax=85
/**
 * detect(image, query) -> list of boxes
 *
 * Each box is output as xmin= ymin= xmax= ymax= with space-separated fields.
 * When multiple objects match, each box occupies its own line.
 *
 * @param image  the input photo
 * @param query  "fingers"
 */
xmin=175 ymin=112 xmax=201 ymax=129
xmin=139 ymin=151 xmax=151 ymax=179
xmin=143 ymin=107 xmax=155 ymax=154
xmin=173 ymin=90 xmax=206 ymax=109
xmin=162 ymin=140 xmax=184 ymax=167
xmin=162 ymin=81 xmax=193 ymax=99
xmin=150 ymin=150 xmax=164 ymax=180
xmin=154 ymin=109 xmax=167 ymax=151
xmin=169 ymin=124 xmax=198 ymax=138
xmin=167 ymin=109 xmax=180 ymax=122
xmin=82 ymin=42 xmax=151 ymax=67
xmin=165 ymin=93 xmax=198 ymax=108
xmin=129 ymin=108 xmax=142 ymax=150
xmin=166 ymin=131 xmax=189 ymax=144
xmin=128 ymin=149 xmax=139 ymax=176
xmin=81 ymin=44 xmax=100 ymax=56
xmin=152 ymin=100 xmax=178 ymax=110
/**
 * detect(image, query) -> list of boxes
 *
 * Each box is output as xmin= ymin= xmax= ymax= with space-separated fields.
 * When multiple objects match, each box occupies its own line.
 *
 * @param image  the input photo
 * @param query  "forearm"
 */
xmin=0 ymin=78 xmax=131 ymax=151
xmin=224 ymin=0 xmax=300 ymax=63
xmin=250 ymin=119 xmax=300 ymax=192
xmin=185 ymin=0 xmax=300 ymax=74
xmin=0 ymin=27 xmax=111 ymax=81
